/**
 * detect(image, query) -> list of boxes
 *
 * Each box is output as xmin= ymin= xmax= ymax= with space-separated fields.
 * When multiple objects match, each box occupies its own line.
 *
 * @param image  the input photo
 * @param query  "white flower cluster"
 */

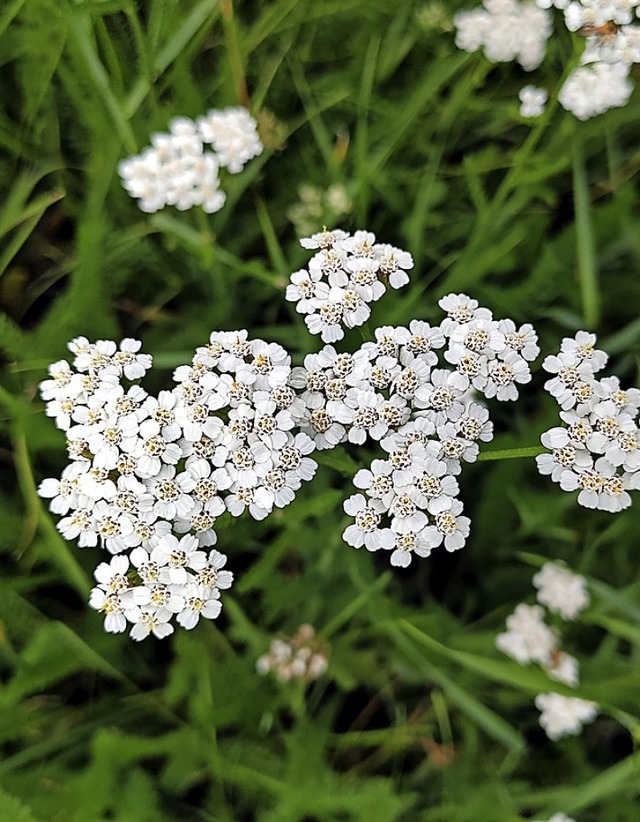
xmin=454 ymin=0 xmax=639 ymax=119
xmin=496 ymin=562 xmax=597 ymax=740
xmin=118 ymin=107 xmax=263 ymax=213
xmin=536 ymin=331 xmax=640 ymax=512
xmin=287 ymin=184 xmax=352 ymax=238
xmin=453 ymin=0 xmax=552 ymax=70
xmin=558 ymin=61 xmax=632 ymax=120
xmin=285 ymin=229 xmax=414 ymax=343
xmin=256 ymin=624 xmax=329 ymax=682
xmin=335 ymin=294 xmax=538 ymax=566
xmin=555 ymin=1 xmax=639 ymax=119
xmin=534 ymin=815 xmax=576 ymax=822
xmin=38 ymin=331 xmax=319 ymax=639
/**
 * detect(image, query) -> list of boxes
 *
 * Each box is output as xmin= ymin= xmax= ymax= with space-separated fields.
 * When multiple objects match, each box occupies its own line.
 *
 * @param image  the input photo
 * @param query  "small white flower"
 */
xmin=422 ymin=499 xmax=471 ymax=552
xmin=353 ymin=460 xmax=397 ymax=508
xmin=498 ymin=319 xmax=540 ymax=361
xmin=176 ymin=584 xmax=222 ymax=629
xmin=152 ymin=534 xmax=207 ymax=585
xmin=406 ymin=457 xmax=460 ymax=513
xmin=329 ymin=389 xmax=387 ymax=444
xmin=375 ymin=243 xmax=413 ymax=289
xmin=439 ymin=293 xmax=493 ymax=335
xmin=130 ymin=609 xmax=175 ymax=641
xmin=381 ymin=527 xmax=436 ymax=567
xmin=195 ymin=549 xmax=234 ymax=590
xmin=300 ymin=228 xmax=349 ymax=250
xmin=89 ymin=588 xmax=134 ymax=634
xmin=483 ymin=352 xmax=531 ymax=401
xmin=342 ymin=494 xmax=387 ymax=550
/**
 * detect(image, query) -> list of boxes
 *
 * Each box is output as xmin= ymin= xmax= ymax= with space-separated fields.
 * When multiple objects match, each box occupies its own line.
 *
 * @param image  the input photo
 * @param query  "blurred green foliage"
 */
xmin=1 ymin=0 xmax=640 ymax=819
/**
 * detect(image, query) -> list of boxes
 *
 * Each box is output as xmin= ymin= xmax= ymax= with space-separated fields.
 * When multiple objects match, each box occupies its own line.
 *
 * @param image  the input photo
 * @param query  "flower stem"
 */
xmin=573 ymin=141 xmax=600 ymax=328
xmin=477 ymin=445 xmax=545 ymax=462
xmin=220 ymin=0 xmax=250 ymax=107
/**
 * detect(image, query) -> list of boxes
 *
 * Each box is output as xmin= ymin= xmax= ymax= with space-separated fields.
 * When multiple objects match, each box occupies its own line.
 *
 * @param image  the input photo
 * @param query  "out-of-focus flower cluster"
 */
xmin=453 ymin=0 xmax=552 ymax=70
xmin=256 ymin=624 xmax=329 ymax=682
xmin=38 ymin=331 xmax=319 ymax=639
xmin=554 ymin=0 xmax=639 ymax=120
xmin=118 ymin=107 xmax=263 ymax=213
xmin=454 ymin=0 xmax=640 ymax=119
xmin=334 ymin=294 xmax=538 ymax=567
xmin=285 ymin=229 xmax=414 ymax=343
xmin=536 ymin=331 xmax=640 ymax=512
xmin=287 ymin=184 xmax=352 ymax=238
xmin=534 ymin=815 xmax=576 ymax=822
xmin=496 ymin=561 xmax=597 ymax=740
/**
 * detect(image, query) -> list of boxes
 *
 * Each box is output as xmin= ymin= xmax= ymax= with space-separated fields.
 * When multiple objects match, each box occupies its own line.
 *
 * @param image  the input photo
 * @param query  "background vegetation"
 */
xmin=1 ymin=0 xmax=640 ymax=819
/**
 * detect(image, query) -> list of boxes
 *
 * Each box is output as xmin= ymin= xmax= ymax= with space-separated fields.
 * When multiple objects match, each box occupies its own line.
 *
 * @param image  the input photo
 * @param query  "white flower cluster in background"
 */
xmin=453 ymin=0 xmax=640 ymax=119
xmin=536 ymin=331 xmax=640 ymax=512
xmin=556 ymin=0 xmax=638 ymax=119
xmin=453 ymin=0 xmax=552 ymax=70
xmin=558 ymin=61 xmax=632 ymax=120
xmin=38 ymin=331 xmax=319 ymax=640
xmin=118 ymin=107 xmax=263 ymax=213
xmin=496 ymin=561 xmax=597 ymax=740
xmin=285 ymin=229 xmax=414 ymax=343
xmin=256 ymin=624 xmax=329 ymax=682
xmin=287 ymin=184 xmax=352 ymax=238
xmin=534 ymin=813 xmax=576 ymax=822
xmin=335 ymin=294 xmax=539 ymax=567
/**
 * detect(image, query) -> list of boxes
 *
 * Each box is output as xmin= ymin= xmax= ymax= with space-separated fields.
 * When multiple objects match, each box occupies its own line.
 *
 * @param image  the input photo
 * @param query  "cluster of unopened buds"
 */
xmin=454 ymin=0 xmax=639 ymax=120
xmin=536 ymin=331 xmax=640 ymax=512
xmin=118 ymin=106 xmax=263 ymax=213
xmin=497 ymin=562 xmax=597 ymax=740
xmin=256 ymin=624 xmax=329 ymax=682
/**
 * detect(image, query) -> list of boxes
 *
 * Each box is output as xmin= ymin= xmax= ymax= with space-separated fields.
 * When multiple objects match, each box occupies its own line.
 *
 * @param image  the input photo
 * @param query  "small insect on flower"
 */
xmin=578 ymin=21 xmax=620 ymax=43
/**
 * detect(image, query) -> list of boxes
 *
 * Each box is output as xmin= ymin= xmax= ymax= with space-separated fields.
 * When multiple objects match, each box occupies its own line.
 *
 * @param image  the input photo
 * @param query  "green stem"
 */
xmin=477 ymin=445 xmax=545 ymax=462
xmin=572 ymin=142 xmax=600 ymax=328
xmin=220 ymin=0 xmax=249 ymax=107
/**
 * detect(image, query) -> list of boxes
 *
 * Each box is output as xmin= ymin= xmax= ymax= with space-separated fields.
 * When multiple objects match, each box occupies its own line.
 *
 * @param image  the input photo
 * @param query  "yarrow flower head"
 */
xmin=454 ymin=0 xmax=640 ymax=118
xmin=454 ymin=0 xmax=552 ymax=71
xmin=38 ymin=329 xmax=324 ymax=640
xmin=118 ymin=107 xmax=263 ymax=213
xmin=537 ymin=330 xmax=640 ymax=512
xmin=286 ymin=228 xmax=414 ymax=343
xmin=335 ymin=295 xmax=538 ymax=567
